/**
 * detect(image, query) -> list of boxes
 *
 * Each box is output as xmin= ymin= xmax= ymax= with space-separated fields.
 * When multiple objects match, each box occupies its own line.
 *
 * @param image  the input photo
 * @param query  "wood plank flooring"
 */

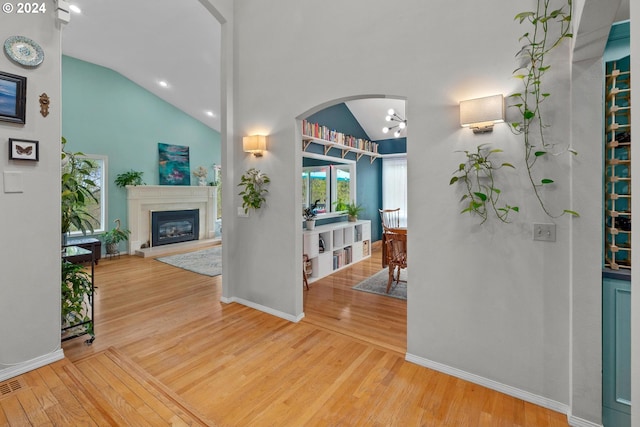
xmin=2 ymin=244 xmax=569 ymax=426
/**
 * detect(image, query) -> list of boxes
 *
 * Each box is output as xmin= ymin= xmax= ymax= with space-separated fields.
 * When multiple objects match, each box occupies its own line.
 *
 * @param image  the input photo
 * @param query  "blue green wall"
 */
xmin=62 ymin=55 xmax=221 ymax=240
xmin=306 ymin=103 xmax=383 ymax=240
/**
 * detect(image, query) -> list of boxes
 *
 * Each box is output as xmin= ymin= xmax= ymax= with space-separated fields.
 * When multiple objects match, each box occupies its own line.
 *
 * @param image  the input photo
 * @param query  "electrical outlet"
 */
xmin=237 ymin=207 xmax=248 ymax=217
xmin=533 ymin=223 xmax=556 ymax=242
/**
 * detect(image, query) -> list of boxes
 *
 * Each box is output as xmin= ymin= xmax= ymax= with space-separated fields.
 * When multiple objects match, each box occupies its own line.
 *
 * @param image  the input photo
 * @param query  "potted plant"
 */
xmin=61 ymin=258 xmax=94 ymax=340
xmin=346 ymin=201 xmax=364 ymax=222
xmin=193 ymin=166 xmax=208 ymax=186
xmin=334 ymin=198 xmax=348 ymax=212
xmin=238 ymin=168 xmax=270 ymax=214
xmin=102 ymin=219 xmax=130 ymax=255
xmin=61 ymin=137 xmax=99 ymax=244
xmin=303 ymin=205 xmax=317 ymax=230
xmin=114 ymin=170 xmax=145 ymax=188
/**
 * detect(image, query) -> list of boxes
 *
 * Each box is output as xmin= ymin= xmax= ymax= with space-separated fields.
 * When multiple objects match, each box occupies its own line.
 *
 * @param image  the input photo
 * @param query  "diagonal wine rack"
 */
xmin=604 ymin=57 xmax=631 ymax=270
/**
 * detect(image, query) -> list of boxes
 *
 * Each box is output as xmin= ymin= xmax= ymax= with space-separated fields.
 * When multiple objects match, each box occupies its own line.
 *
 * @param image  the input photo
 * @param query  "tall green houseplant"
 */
xmin=61 ymin=137 xmax=99 ymax=238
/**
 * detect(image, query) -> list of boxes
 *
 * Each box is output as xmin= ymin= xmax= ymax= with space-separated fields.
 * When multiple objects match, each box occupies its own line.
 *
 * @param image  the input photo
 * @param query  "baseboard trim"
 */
xmin=222 ymin=296 xmax=305 ymax=323
xmin=567 ymin=414 xmax=603 ymax=427
xmin=405 ymin=352 xmax=570 ymax=417
xmin=0 ymin=349 xmax=65 ymax=382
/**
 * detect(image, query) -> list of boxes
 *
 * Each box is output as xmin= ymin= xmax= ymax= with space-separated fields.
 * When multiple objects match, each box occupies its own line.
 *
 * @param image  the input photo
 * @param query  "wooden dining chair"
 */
xmin=385 ymin=231 xmax=407 ymax=293
xmin=379 ymin=208 xmax=401 ymax=232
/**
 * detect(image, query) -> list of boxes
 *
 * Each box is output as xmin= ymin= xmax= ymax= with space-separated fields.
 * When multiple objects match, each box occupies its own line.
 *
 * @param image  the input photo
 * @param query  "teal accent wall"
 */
xmin=377 ymin=137 xmax=406 ymax=154
xmin=306 ymin=103 xmax=383 ymax=240
xmin=62 ymin=55 xmax=221 ymax=240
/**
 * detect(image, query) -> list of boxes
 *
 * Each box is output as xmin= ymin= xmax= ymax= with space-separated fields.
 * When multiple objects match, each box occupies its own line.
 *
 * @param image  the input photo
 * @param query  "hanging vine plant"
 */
xmin=509 ymin=0 xmax=578 ymax=218
xmin=238 ymin=168 xmax=271 ymax=214
xmin=450 ymin=144 xmax=519 ymax=224
xmin=451 ymin=0 xmax=578 ymax=223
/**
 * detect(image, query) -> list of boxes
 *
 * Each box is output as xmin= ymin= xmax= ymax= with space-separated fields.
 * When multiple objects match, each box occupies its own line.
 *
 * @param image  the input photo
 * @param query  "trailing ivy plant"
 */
xmin=509 ymin=0 xmax=579 ymax=218
xmin=238 ymin=168 xmax=271 ymax=214
xmin=450 ymin=144 xmax=519 ymax=224
xmin=61 ymin=260 xmax=94 ymax=338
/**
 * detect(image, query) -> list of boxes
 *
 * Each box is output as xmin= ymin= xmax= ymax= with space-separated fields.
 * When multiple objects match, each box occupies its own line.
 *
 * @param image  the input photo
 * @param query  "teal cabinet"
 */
xmin=602 ymin=276 xmax=631 ymax=427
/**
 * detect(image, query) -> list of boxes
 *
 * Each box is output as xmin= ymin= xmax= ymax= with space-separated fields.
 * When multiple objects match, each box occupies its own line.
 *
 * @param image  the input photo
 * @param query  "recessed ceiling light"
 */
xmin=158 ymin=80 xmax=169 ymax=88
xmin=69 ymin=4 xmax=81 ymax=13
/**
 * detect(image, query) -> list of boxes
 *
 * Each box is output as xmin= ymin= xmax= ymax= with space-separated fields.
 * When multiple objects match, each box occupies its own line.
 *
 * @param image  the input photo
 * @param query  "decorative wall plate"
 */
xmin=4 ymin=36 xmax=44 ymax=67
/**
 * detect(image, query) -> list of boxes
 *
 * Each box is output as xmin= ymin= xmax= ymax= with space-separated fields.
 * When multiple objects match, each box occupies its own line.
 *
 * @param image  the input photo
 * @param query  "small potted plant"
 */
xmin=102 ymin=219 xmax=130 ymax=255
xmin=238 ymin=168 xmax=270 ymax=214
xmin=193 ymin=166 xmax=208 ymax=186
xmin=114 ymin=170 xmax=145 ymax=188
xmin=303 ymin=201 xmax=318 ymax=230
xmin=346 ymin=201 xmax=364 ymax=222
xmin=334 ymin=198 xmax=347 ymax=212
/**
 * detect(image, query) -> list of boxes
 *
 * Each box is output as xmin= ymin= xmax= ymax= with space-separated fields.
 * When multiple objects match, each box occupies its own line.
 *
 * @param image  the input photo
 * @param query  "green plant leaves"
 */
xmin=541 ymin=178 xmax=554 ymax=184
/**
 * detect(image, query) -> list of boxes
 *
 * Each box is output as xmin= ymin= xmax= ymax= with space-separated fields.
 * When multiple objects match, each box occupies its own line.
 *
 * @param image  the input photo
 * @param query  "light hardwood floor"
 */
xmin=2 ymin=245 xmax=569 ymax=426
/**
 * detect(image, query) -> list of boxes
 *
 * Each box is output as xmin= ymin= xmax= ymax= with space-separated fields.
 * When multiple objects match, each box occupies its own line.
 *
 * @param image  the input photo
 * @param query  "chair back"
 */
xmin=379 ymin=208 xmax=401 ymax=231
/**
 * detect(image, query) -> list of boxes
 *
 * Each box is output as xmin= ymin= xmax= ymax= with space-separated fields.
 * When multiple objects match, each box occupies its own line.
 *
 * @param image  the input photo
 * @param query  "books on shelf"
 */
xmin=302 ymin=119 xmax=378 ymax=154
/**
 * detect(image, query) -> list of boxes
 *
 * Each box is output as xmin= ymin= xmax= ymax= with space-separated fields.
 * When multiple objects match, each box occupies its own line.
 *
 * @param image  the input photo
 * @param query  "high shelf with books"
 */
xmin=302 ymin=119 xmax=381 ymax=164
xmin=604 ymin=57 xmax=631 ymax=270
xmin=302 ymin=220 xmax=371 ymax=283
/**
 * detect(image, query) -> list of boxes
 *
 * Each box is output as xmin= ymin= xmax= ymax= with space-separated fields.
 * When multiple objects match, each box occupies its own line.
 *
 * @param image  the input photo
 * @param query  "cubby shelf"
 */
xmin=303 ymin=220 xmax=371 ymax=283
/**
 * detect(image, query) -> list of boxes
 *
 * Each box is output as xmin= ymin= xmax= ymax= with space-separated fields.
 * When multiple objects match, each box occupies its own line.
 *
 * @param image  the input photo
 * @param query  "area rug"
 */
xmin=156 ymin=246 xmax=222 ymax=277
xmin=352 ymin=268 xmax=407 ymax=300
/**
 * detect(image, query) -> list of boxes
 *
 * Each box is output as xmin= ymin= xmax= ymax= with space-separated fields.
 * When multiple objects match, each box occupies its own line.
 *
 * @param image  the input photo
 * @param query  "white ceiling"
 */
xmin=61 ymin=0 xmax=629 ymax=139
xmin=61 ymin=0 xmax=222 ymax=131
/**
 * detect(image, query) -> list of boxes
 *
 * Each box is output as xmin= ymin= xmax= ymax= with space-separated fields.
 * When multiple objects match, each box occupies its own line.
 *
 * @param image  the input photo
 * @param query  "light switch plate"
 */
xmin=3 ymin=171 xmax=23 ymax=193
xmin=533 ymin=223 xmax=556 ymax=242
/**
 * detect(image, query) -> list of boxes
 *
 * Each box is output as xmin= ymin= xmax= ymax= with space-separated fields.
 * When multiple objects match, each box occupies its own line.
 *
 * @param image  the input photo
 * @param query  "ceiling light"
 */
xmin=158 ymin=80 xmax=169 ymax=88
xmin=206 ymin=111 xmax=215 ymax=117
xmin=382 ymin=108 xmax=407 ymax=138
xmin=69 ymin=4 xmax=81 ymax=13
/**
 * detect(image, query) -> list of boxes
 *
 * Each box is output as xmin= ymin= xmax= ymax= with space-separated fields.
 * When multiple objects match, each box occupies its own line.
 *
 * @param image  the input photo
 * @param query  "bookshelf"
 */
xmin=302 ymin=220 xmax=371 ymax=283
xmin=302 ymin=119 xmax=382 ymax=164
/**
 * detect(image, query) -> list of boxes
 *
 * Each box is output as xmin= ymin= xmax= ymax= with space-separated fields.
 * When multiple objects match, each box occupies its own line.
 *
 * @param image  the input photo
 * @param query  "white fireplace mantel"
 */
xmin=126 ymin=185 xmax=218 ymax=253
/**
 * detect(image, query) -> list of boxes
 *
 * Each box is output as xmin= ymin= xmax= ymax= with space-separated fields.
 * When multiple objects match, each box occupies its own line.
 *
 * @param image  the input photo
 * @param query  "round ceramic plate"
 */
xmin=4 ymin=36 xmax=44 ymax=67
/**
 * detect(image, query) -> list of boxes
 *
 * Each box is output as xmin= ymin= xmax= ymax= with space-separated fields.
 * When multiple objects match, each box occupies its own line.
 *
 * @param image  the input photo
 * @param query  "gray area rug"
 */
xmin=352 ymin=268 xmax=407 ymax=300
xmin=156 ymin=246 xmax=222 ymax=277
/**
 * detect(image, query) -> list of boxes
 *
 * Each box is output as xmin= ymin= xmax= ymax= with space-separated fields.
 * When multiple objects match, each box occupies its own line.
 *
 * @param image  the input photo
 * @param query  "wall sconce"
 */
xmin=459 ymin=94 xmax=504 ymax=134
xmin=243 ymin=135 xmax=267 ymax=157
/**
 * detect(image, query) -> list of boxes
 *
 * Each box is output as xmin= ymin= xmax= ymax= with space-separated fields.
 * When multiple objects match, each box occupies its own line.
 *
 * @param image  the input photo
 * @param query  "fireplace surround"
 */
xmin=127 ymin=185 xmax=218 ymax=254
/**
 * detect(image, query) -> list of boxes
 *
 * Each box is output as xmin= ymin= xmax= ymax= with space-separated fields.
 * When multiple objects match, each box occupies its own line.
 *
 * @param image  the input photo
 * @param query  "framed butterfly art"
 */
xmin=9 ymin=138 xmax=38 ymax=161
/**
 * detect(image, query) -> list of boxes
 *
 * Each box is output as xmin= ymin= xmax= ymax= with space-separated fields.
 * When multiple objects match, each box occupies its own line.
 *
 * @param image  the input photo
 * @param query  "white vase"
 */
xmin=198 ymin=177 xmax=207 ymax=186
xmin=306 ymin=220 xmax=315 ymax=230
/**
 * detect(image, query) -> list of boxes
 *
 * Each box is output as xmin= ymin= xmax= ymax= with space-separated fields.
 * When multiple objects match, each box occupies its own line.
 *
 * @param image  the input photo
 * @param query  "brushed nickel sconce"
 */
xmin=460 ymin=94 xmax=504 ymax=134
xmin=243 ymin=135 xmax=267 ymax=157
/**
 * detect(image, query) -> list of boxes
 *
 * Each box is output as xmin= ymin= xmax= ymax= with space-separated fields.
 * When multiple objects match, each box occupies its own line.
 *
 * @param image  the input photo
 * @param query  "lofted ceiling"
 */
xmin=61 ymin=0 xmax=629 ymax=139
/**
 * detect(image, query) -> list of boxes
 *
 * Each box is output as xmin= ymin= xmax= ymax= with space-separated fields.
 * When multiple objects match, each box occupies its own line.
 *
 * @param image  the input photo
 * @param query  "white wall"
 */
xmin=0 ymin=8 xmax=64 ymax=378
xmin=227 ymin=0 xmax=602 ymax=422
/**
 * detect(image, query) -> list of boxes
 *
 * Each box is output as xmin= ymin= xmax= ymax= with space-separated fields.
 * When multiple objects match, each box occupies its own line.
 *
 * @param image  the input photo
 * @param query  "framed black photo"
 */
xmin=9 ymin=138 xmax=38 ymax=161
xmin=0 ymin=71 xmax=27 ymax=124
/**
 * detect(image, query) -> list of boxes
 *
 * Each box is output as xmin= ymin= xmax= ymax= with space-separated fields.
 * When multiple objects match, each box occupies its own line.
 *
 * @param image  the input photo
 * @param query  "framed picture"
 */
xmin=9 ymin=138 xmax=38 ymax=161
xmin=0 ymin=71 xmax=27 ymax=124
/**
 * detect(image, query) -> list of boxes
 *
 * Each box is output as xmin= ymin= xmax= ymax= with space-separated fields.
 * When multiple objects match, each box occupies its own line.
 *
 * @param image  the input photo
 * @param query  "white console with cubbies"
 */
xmin=303 ymin=220 xmax=371 ymax=283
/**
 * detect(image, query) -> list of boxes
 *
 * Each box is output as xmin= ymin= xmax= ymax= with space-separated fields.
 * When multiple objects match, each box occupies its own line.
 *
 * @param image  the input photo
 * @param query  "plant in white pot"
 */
xmin=102 ymin=219 xmax=130 ymax=255
xmin=303 ymin=202 xmax=318 ymax=230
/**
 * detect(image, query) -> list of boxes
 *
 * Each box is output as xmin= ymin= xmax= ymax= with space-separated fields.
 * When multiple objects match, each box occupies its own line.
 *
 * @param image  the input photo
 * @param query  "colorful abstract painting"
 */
xmin=158 ymin=143 xmax=191 ymax=185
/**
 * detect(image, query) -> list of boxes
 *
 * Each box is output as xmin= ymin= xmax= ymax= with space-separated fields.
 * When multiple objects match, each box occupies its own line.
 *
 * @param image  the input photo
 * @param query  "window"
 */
xmin=382 ymin=155 xmax=407 ymax=227
xmin=69 ymin=154 xmax=107 ymax=235
xmin=302 ymin=154 xmax=355 ymax=216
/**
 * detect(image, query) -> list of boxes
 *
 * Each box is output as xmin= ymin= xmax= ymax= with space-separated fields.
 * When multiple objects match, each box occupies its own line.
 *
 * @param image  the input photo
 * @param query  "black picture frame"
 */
xmin=0 ymin=71 xmax=27 ymax=124
xmin=9 ymin=138 xmax=38 ymax=161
